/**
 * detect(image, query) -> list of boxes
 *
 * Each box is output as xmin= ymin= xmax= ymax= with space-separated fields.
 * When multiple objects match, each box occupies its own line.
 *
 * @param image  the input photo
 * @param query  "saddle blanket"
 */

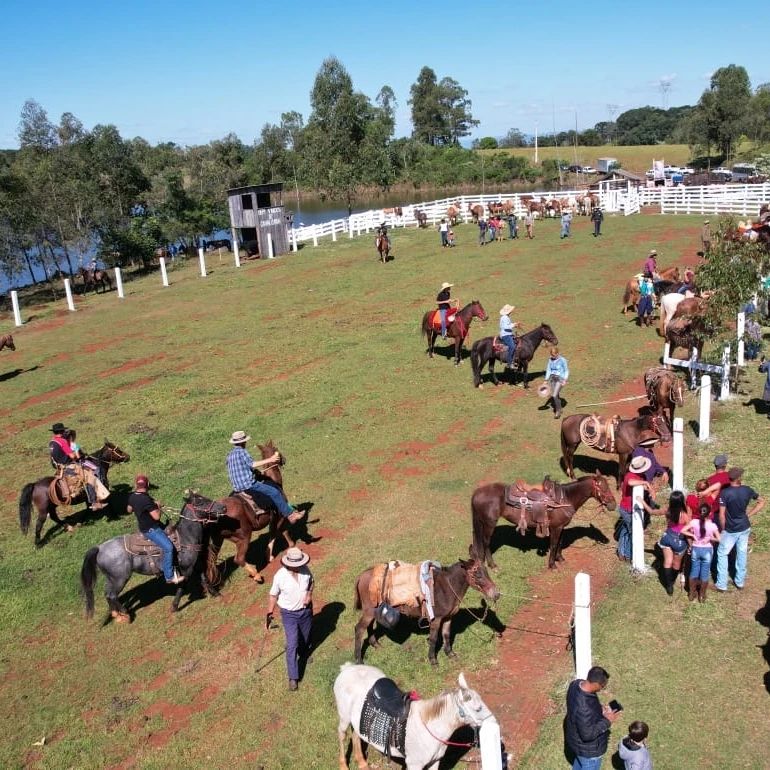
xmin=122 ymin=526 xmax=182 ymax=558
xmin=369 ymin=561 xmax=424 ymax=611
xmin=429 ymin=309 xmax=457 ymax=330
xmin=359 ymin=677 xmax=412 ymax=758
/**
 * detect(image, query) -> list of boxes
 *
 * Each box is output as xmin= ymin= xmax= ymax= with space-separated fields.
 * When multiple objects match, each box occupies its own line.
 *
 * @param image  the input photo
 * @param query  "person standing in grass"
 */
xmin=616 ymin=456 xmax=656 ymax=562
xmin=591 ymin=207 xmax=604 ymax=237
xmin=618 ymin=720 xmax=653 ymax=770
xmin=637 ymin=273 xmax=655 ymax=327
xmin=525 ymin=211 xmax=534 ymax=239
xmin=542 ymin=346 xmax=569 ymax=418
xmin=654 ymin=490 xmax=690 ymax=596
xmin=560 ymin=209 xmax=573 ymax=239
xmin=745 ymin=315 xmax=762 ymax=360
xmin=507 ymin=213 xmax=518 ymax=239
xmin=438 ymin=218 xmax=449 ymax=248
xmin=681 ymin=502 xmax=721 ymax=602
xmin=759 ymin=356 xmax=770 ymax=416
xmin=478 ymin=217 xmax=488 ymax=246
xmin=715 ymin=467 xmax=765 ymax=592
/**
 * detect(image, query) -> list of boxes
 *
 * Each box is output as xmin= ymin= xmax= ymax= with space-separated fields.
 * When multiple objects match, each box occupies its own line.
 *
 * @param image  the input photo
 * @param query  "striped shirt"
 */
xmin=226 ymin=446 xmax=255 ymax=492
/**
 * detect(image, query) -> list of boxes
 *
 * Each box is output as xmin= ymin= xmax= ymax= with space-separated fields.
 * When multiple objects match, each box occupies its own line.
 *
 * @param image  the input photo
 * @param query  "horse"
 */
xmin=421 ymin=300 xmax=488 ymax=366
xmin=334 ymin=664 xmax=494 ymax=770
xmin=665 ymin=316 xmax=705 ymax=362
xmin=375 ymin=228 xmax=390 ymax=263
xmin=80 ymin=491 xmax=227 ymax=623
xmin=353 ymin=558 xmax=499 ymax=665
xmin=414 ymin=209 xmax=428 ymax=228
xmin=468 ymin=203 xmax=484 ymax=223
xmin=560 ymin=413 xmax=672 ymax=488
xmin=206 ymin=440 xmax=299 ymax=584
xmin=447 ymin=203 xmax=461 ymax=225
xmin=621 ymin=266 xmax=681 ymax=314
xmin=488 ymin=201 xmax=504 ymax=216
xmin=659 ymin=291 xmax=695 ymax=334
xmin=644 ymin=366 xmax=685 ymax=428
xmin=470 ymin=471 xmax=617 ymax=569
xmin=19 ymin=441 xmax=131 ymax=547
xmin=1 ymin=334 xmax=15 ymax=352
xmin=669 ymin=294 xmax=708 ymax=325
xmin=470 ymin=322 xmax=559 ymax=388
xmin=79 ymin=267 xmax=113 ymax=295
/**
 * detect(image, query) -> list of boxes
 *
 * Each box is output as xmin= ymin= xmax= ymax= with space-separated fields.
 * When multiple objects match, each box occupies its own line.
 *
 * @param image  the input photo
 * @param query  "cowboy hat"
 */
xmin=704 ymin=220 xmax=710 ymax=224
xmin=499 ymin=304 xmax=515 ymax=316
xmin=229 ymin=430 xmax=251 ymax=445
xmin=50 ymin=422 xmax=67 ymax=433
xmin=629 ymin=455 xmax=652 ymax=474
xmin=440 ymin=282 xmax=454 ymax=289
xmin=281 ymin=547 xmax=310 ymax=568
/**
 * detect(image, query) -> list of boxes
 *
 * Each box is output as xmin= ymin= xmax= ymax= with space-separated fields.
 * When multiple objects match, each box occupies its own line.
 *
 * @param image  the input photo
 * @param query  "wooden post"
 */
xmin=159 ymin=257 xmax=169 ymax=287
xmin=574 ymin=572 xmax=592 ymax=679
xmin=631 ymin=485 xmax=647 ymax=573
xmin=114 ymin=267 xmax=124 ymax=298
xmin=267 ymin=232 xmax=275 ymax=259
xmin=312 ymin=225 xmax=318 ymax=247
xmin=10 ymin=290 xmax=22 ymax=326
xmin=198 ymin=247 xmax=207 ymax=277
xmin=231 ymin=227 xmax=241 ymax=267
xmin=672 ymin=417 xmax=684 ymax=492
xmin=737 ymin=311 xmax=745 ymax=367
xmin=479 ymin=718 xmax=503 ymax=770
xmin=64 ymin=278 xmax=75 ymax=311
xmin=699 ymin=375 xmax=711 ymax=441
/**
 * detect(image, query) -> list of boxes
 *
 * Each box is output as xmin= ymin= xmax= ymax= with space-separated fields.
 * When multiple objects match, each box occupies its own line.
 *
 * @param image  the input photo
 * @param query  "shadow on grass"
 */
xmin=0 ymin=364 xmax=39 ymax=382
xmin=561 ymin=454 xmax=619 ymax=481
xmin=754 ymin=589 xmax=770 ymax=694
xmin=489 ymin=522 xmax=609 ymax=563
xmin=743 ymin=397 xmax=770 ymax=416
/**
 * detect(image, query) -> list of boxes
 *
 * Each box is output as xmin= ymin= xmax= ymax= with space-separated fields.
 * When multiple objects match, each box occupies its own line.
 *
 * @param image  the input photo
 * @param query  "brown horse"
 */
xmin=205 ymin=440 xmax=299 ymax=584
xmin=19 ymin=441 xmax=130 ymax=546
xmin=1 ymin=334 xmax=15 ymax=351
xmin=468 ymin=203 xmax=484 ymax=223
xmin=470 ymin=472 xmax=617 ymax=569
xmin=414 ymin=209 xmax=428 ymax=228
xmin=560 ymin=413 xmax=671 ymax=488
xmin=447 ymin=202 xmax=461 ymax=225
xmin=621 ymin=266 xmax=681 ymax=314
xmin=644 ymin=366 xmax=685 ymax=427
xmin=375 ymin=227 xmax=390 ymax=263
xmin=421 ymin=300 xmax=488 ymax=365
xmin=79 ymin=267 xmax=113 ymax=294
xmin=665 ymin=316 xmax=705 ymax=361
xmin=353 ymin=558 xmax=500 ymax=665
xmin=670 ymin=295 xmax=708 ymax=324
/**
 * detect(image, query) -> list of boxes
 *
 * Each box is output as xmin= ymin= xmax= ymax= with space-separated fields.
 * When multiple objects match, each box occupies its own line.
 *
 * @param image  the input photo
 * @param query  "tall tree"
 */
xmin=409 ymin=67 xmax=444 ymax=146
xmin=437 ymin=77 xmax=478 ymax=145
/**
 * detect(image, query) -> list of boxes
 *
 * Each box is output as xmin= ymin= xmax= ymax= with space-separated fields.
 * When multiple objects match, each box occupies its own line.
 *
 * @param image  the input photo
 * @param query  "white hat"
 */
xmin=629 ymin=455 xmax=652 ymax=474
xmin=229 ymin=430 xmax=251 ymax=445
xmin=500 ymin=304 xmax=515 ymax=316
xmin=281 ymin=547 xmax=310 ymax=568
xmin=440 ymin=282 xmax=454 ymax=289
xmin=648 ymin=249 xmax=657 ymax=256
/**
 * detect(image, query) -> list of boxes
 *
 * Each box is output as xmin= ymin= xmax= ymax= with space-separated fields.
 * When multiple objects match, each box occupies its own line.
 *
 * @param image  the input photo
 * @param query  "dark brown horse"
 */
xmin=560 ymin=413 xmax=671 ymax=488
xmin=79 ymin=267 xmax=113 ymax=294
xmin=19 ymin=441 xmax=130 ymax=546
xmin=644 ymin=366 xmax=685 ymax=427
xmin=1 ymin=334 xmax=15 ymax=351
xmin=353 ymin=558 xmax=500 ymax=665
xmin=470 ymin=471 xmax=617 ymax=569
xmin=421 ymin=300 xmax=488 ymax=365
xmin=375 ymin=227 xmax=390 ymax=263
xmin=665 ymin=316 xmax=706 ymax=360
xmin=470 ymin=322 xmax=558 ymax=388
xmin=206 ymin=440 xmax=299 ymax=584
xmin=414 ymin=209 xmax=428 ymax=228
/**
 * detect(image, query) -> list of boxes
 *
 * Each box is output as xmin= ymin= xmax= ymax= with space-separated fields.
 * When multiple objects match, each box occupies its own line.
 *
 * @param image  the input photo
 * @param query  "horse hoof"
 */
xmin=429 ymin=658 xmax=438 ymax=667
xmin=114 ymin=612 xmax=131 ymax=624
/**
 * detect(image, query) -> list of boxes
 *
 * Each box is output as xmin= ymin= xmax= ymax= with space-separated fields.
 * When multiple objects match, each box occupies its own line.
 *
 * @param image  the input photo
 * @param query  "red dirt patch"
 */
xmin=480 ymin=417 xmax=505 ymax=436
xmin=99 ymin=354 xmax=166 ymax=379
xmin=347 ymin=463 xmax=364 ymax=473
xmin=4 ymin=383 xmax=81 ymax=414
xmin=349 ymin=486 xmax=370 ymax=502
xmin=115 ymin=376 xmax=158 ymax=393
xmin=207 ymin=622 xmax=235 ymax=643
xmin=131 ymin=649 xmax=163 ymax=665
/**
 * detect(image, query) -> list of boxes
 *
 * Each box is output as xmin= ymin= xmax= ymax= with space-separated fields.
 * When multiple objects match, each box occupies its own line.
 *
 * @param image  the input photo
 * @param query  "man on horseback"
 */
xmin=226 ymin=431 xmax=305 ymax=524
xmin=48 ymin=423 xmax=108 ymax=510
xmin=436 ymin=282 xmax=456 ymax=339
xmin=127 ymin=474 xmax=185 ymax=584
xmin=499 ymin=304 xmax=520 ymax=369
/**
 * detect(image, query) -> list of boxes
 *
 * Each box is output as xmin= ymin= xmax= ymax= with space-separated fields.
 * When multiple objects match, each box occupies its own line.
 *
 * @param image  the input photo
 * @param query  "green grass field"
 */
xmin=1 ymin=213 xmax=768 ymax=769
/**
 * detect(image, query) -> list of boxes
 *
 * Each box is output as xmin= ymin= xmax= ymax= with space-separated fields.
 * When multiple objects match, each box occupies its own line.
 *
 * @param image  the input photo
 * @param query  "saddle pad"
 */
xmin=123 ymin=527 xmax=180 ymax=557
xmin=431 ymin=309 xmax=457 ymax=330
xmin=369 ymin=562 xmax=422 ymax=609
xmin=359 ymin=679 xmax=409 ymax=758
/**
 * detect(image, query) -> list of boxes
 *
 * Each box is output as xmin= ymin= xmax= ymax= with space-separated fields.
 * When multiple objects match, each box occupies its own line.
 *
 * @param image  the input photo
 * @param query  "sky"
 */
xmin=0 ymin=0 xmax=767 ymax=149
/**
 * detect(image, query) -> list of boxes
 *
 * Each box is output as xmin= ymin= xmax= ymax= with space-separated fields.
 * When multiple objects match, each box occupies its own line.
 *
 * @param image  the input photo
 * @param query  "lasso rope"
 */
xmin=574 ymin=394 xmax=648 ymax=408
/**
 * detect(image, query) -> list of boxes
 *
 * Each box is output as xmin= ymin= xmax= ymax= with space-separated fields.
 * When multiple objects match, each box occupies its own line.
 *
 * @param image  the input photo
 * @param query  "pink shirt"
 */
xmin=688 ymin=519 xmax=719 ymax=548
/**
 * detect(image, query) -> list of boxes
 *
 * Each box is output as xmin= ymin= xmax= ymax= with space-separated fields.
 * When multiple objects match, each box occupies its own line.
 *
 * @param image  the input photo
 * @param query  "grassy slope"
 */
xmin=0 ymin=213 xmax=767 ymax=768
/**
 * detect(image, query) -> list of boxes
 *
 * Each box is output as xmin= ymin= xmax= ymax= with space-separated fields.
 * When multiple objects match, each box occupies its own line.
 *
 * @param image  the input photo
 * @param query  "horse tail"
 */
xmin=470 ymin=340 xmax=482 ymax=387
xmin=19 ymin=483 xmax=35 ymax=535
xmin=420 ymin=312 xmax=430 ymax=339
xmin=81 ymin=547 xmax=99 ymax=619
xmin=205 ymin=532 xmax=222 ymax=588
xmin=621 ymin=282 xmax=633 ymax=306
xmin=353 ymin=573 xmax=363 ymax=610
xmin=470 ymin=494 xmax=485 ymax=560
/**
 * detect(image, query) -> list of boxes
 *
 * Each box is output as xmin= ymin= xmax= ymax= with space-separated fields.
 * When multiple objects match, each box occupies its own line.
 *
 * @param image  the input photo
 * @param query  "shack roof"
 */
xmin=227 ymin=183 xmax=284 ymax=195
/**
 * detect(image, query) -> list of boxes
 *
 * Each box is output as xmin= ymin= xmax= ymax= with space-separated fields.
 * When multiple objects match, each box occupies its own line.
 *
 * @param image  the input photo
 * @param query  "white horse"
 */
xmin=334 ymin=663 xmax=494 ymax=770
xmin=659 ymin=291 xmax=694 ymax=334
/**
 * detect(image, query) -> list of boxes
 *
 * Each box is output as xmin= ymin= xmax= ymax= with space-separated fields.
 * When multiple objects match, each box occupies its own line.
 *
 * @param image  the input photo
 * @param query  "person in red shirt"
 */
xmin=707 ymin=454 xmax=731 ymax=519
xmin=617 ymin=455 xmax=657 ymax=561
xmin=686 ymin=478 xmax=722 ymax=520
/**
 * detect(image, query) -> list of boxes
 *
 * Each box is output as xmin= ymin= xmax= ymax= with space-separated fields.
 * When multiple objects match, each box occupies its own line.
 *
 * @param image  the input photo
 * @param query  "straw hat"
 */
xmin=648 ymin=249 xmax=657 ymax=256
xmin=229 ymin=430 xmax=251 ymax=445
xmin=537 ymin=382 xmax=552 ymax=398
xmin=440 ymin=282 xmax=454 ymax=290
xmin=281 ymin=547 xmax=310 ymax=568
xmin=704 ymin=220 xmax=710 ymax=224
xmin=629 ymin=455 xmax=652 ymax=474
xmin=499 ymin=304 xmax=515 ymax=316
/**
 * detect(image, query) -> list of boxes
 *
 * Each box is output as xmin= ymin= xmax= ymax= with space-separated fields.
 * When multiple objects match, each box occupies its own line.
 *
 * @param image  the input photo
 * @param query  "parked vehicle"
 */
xmin=581 ymin=166 xmax=597 ymax=175
xmin=712 ymin=167 xmax=733 ymax=181
xmin=731 ymin=164 xmax=759 ymax=182
xmin=567 ymin=164 xmax=583 ymax=173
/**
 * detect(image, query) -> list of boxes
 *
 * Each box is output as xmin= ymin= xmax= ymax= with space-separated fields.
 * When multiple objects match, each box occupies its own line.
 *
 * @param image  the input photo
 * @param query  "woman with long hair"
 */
xmin=681 ymin=503 xmax=721 ymax=602
xmin=656 ymin=490 xmax=690 ymax=595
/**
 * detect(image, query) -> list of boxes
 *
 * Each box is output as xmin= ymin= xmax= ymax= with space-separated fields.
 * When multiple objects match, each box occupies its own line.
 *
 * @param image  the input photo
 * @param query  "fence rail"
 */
xmin=639 ymin=182 xmax=770 ymax=214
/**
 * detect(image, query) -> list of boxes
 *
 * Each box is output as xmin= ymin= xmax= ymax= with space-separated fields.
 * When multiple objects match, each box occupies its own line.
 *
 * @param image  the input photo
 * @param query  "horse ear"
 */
xmin=183 ymin=488 xmax=191 ymax=499
xmin=458 ymin=672 xmax=469 ymax=690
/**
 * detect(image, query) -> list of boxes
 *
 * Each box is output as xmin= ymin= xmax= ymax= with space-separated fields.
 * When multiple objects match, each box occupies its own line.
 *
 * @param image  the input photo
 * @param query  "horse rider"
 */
xmin=677 ymin=268 xmax=695 ymax=294
xmin=499 ymin=304 xmax=520 ymax=370
xmin=226 ymin=431 xmax=305 ymax=524
xmin=48 ymin=423 xmax=108 ymax=510
xmin=127 ymin=474 xmax=185 ymax=584
xmin=436 ymin=282 xmax=457 ymax=339
xmin=376 ymin=222 xmax=389 ymax=246
xmin=543 ymin=346 xmax=569 ymax=418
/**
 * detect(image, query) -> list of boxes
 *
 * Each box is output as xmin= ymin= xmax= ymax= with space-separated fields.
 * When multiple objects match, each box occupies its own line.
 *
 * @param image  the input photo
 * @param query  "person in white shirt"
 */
xmin=266 ymin=547 xmax=313 ymax=691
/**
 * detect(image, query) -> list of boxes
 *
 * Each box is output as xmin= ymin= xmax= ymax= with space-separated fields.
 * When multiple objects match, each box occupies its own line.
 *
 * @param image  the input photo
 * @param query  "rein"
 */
xmin=445 ymin=566 xmax=491 ymax=628
xmin=419 ymin=710 xmax=480 ymax=749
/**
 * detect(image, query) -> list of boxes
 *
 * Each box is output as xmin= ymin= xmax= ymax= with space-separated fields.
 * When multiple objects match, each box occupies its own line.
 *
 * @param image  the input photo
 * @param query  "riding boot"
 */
xmin=698 ymin=580 xmax=708 ymax=603
xmin=688 ymin=578 xmax=700 ymax=602
xmin=663 ymin=567 xmax=675 ymax=596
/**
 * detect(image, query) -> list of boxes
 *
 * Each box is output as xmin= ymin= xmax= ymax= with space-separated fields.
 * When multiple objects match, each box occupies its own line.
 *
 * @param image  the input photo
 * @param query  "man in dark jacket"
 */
xmin=564 ymin=666 xmax=620 ymax=769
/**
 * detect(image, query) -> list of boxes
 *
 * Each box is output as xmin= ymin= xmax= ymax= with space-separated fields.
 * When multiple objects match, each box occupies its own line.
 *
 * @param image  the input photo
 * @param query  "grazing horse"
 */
xmin=1 ymin=334 xmax=15 ymax=352
xmin=471 ymin=471 xmax=617 ymax=569
xmin=81 ymin=491 xmax=227 ymax=623
xmin=19 ymin=441 xmax=130 ymax=547
xmin=206 ymin=440 xmax=299 ymax=584
xmin=670 ymin=294 xmax=709 ymax=325
xmin=644 ymin=366 xmax=685 ymax=428
xmin=468 ymin=203 xmax=484 ymax=223
xmin=621 ymin=266 xmax=681 ymax=314
xmin=413 ymin=209 xmax=428 ymax=228
xmin=375 ymin=227 xmax=390 ymax=263
xmin=80 ymin=267 xmax=113 ymax=294
xmin=421 ymin=300 xmax=488 ymax=366
xmin=488 ymin=201 xmax=504 ymax=216
xmin=470 ymin=322 xmax=558 ymax=388
xmin=447 ymin=202 xmax=461 ymax=225
xmin=353 ymin=558 xmax=499 ymax=665
xmin=334 ymin=665 xmax=494 ymax=770
xmin=561 ymin=413 xmax=672 ymax=488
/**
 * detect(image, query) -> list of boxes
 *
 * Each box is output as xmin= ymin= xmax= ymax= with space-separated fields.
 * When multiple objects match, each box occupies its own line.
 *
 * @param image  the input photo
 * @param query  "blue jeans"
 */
xmin=439 ymin=308 xmax=448 ymax=336
xmin=247 ymin=481 xmax=293 ymax=517
xmin=716 ymin=527 xmax=750 ymax=589
xmin=561 ymin=223 xmax=570 ymax=238
xmin=617 ymin=507 xmax=632 ymax=559
xmin=572 ymin=755 xmax=603 ymax=770
xmin=280 ymin=606 xmax=312 ymax=681
xmin=144 ymin=528 xmax=176 ymax=580
xmin=440 ymin=231 xmax=448 ymax=247
xmin=508 ymin=221 xmax=517 ymax=238
xmin=690 ymin=546 xmax=714 ymax=582
xmin=500 ymin=335 xmax=516 ymax=365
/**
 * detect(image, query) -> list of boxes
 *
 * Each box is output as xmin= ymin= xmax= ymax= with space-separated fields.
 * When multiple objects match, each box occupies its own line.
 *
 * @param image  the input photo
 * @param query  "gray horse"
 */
xmin=81 ymin=491 xmax=226 ymax=623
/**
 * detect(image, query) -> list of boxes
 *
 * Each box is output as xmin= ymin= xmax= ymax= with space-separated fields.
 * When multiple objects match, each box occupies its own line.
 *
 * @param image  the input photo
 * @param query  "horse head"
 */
xmin=470 ymin=300 xmax=488 ymax=322
xmin=591 ymin=470 xmax=617 ymax=511
xmin=540 ymin=323 xmax=559 ymax=346
xmin=648 ymin=414 xmax=672 ymax=444
xmin=100 ymin=440 xmax=130 ymax=464
xmin=453 ymin=673 xmax=494 ymax=727
xmin=258 ymin=439 xmax=285 ymax=467
xmin=459 ymin=558 xmax=500 ymax=602
xmin=181 ymin=490 xmax=228 ymax=522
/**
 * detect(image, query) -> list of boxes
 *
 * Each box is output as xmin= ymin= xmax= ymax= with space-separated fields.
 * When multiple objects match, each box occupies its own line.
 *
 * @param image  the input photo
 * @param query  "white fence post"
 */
xmin=312 ymin=225 xmax=318 ymax=247
xmin=720 ymin=345 xmax=731 ymax=400
xmin=631 ymin=485 xmax=648 ymax=573
xmin=63 ymin=278 xmax=75 ymax=311
xmin=10 ymin=290 xmax=22 ymax=326
xmin=198 ymin=247 xmax=207 ymax=277
xmin=114 ymin=267 xmax=124 ymax=298
xmin=699 ymin=375 xmax=712 ymax=441
xmin=574 ymin=572 xmax=592 ymax=679
xmin=348 ymin=218 xmax=353 ymax=239
xmin=159 ymin=257 xmax=169 ymax=287
xmin=292 ymin=229 xmax=298 ymax=252
xmin=231 ymin=228 xmax=241 ymax=267
xmin=737 ymin=311 xmax=745 ymax=367
xmin=267 ymin=232 xmax=275 ymax=259
xmin=479 ymin=718 xmax=503 ymax=770
xmin=672 ymin=417 xmax=684 ymax=491
xmin=332 ymin=225 xmax=337 ymax=242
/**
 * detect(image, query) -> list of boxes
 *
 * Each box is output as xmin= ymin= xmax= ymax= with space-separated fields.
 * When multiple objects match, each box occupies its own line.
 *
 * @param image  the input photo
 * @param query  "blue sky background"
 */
xmin=1 ymin=0 xmax=767 ymax=148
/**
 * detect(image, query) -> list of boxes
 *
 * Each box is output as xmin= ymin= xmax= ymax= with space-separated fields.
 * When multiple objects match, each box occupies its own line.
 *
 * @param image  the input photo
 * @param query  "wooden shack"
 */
xmin=227 ymin=183 xmax=290 ymax=257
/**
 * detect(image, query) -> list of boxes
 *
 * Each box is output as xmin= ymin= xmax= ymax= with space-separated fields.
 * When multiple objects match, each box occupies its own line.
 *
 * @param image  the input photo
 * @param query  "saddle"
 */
xmin=431 ymin=308 xmax=457 ymax=330
xmin=359 ymin=677 xmax=414 ymax=758
xmin=122 ymin=525 xmax=182 ymax=558
xmin=49 ymin=464 xmax=86 ymax=504
xmin=231 ymin=491 xmax=268 ymax=525
xmin=369 ymin=561 xmax=429 ymax=615
xmin=492 ymin=336 xmax=518 ymax=360
xmin=504 ymin=478 xmax=572 ymax=538
xmin=579 ymin=414 xmax=620 ymax=453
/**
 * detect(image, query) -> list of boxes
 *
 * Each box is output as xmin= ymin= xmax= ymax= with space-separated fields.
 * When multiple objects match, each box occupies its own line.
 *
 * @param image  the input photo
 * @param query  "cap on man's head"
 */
xmin=713 ymin=454 xmax=728 ymax=468
xmin=728 ymin=467 xmax=744 ymax=482
xmin=135 ymin=474 xmax=149 ymax=489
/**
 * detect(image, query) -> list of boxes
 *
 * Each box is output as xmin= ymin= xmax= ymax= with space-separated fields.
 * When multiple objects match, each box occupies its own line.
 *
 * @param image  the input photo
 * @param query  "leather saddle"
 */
xmin=123 ymin=525 xmax=181 ymax=558
xmin=49 ymin=464 xmax=85 ymax=503
xmin=359 ymin=677 xmax=412 ymax=758
xmin=504 ymin=478 xmax=572 ymax=538
xmin=230 ymin=491 xmax=268 ymax=525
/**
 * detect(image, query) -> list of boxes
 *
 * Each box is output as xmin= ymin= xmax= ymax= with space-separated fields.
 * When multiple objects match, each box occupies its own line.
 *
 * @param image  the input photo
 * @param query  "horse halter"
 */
xmin=181 ymin=497 xmax=225 ymax=523
xmin=591 ymin=476 xmax=613 ymax=509
xmin=97 ymin=443 xmax=129 ymax=465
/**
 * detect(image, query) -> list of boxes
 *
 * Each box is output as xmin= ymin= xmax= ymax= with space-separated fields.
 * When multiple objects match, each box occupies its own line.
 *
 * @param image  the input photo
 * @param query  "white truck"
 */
xmin=597 ymin=157 xmax=619 ymax=173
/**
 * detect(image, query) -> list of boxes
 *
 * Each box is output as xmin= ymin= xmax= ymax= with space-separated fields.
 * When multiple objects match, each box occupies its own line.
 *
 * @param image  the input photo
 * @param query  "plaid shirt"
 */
xmin=227 ymin=446 xmax=255 ymax=491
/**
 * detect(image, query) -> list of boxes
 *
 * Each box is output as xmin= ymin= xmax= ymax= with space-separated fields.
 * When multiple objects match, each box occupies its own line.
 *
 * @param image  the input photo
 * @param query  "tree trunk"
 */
xmin=21 ymin=247 xmax=38 ymax=286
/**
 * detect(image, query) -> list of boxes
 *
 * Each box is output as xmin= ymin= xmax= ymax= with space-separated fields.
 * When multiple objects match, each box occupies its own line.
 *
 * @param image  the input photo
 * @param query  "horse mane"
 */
xmin=415 ymin=689 xmax=454 ymax=723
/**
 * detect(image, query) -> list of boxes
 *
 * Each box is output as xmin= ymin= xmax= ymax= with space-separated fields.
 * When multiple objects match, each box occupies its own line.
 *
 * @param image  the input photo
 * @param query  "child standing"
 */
xmin=618 ymin=720 xmax=653 ymax=770
xmin=680 ymin=503 xmax=721 ymax=601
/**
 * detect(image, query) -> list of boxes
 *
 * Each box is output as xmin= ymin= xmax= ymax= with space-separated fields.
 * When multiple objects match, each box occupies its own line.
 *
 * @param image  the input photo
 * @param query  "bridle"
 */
xmin=418 ymin=690 xmax=492 ymax=749
xmin=92 ymin=443 xmax=130 ymax=467
xmin=180 ymin=497 xmax=225 ymax=523
xmin=591 ymin=476 xmax=614 ymax=510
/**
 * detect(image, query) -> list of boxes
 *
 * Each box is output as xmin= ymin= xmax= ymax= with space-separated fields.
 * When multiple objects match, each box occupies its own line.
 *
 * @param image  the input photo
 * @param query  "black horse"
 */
xmin=470 ymin=323 xmax=559 ymax=388
xmin=80 ymin=491 xmax=227 ymax=623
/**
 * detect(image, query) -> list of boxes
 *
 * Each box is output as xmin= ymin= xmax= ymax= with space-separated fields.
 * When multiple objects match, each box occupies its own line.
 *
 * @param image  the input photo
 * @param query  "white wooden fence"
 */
xmin=639 ymin=182 xmax=770 ymax=215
